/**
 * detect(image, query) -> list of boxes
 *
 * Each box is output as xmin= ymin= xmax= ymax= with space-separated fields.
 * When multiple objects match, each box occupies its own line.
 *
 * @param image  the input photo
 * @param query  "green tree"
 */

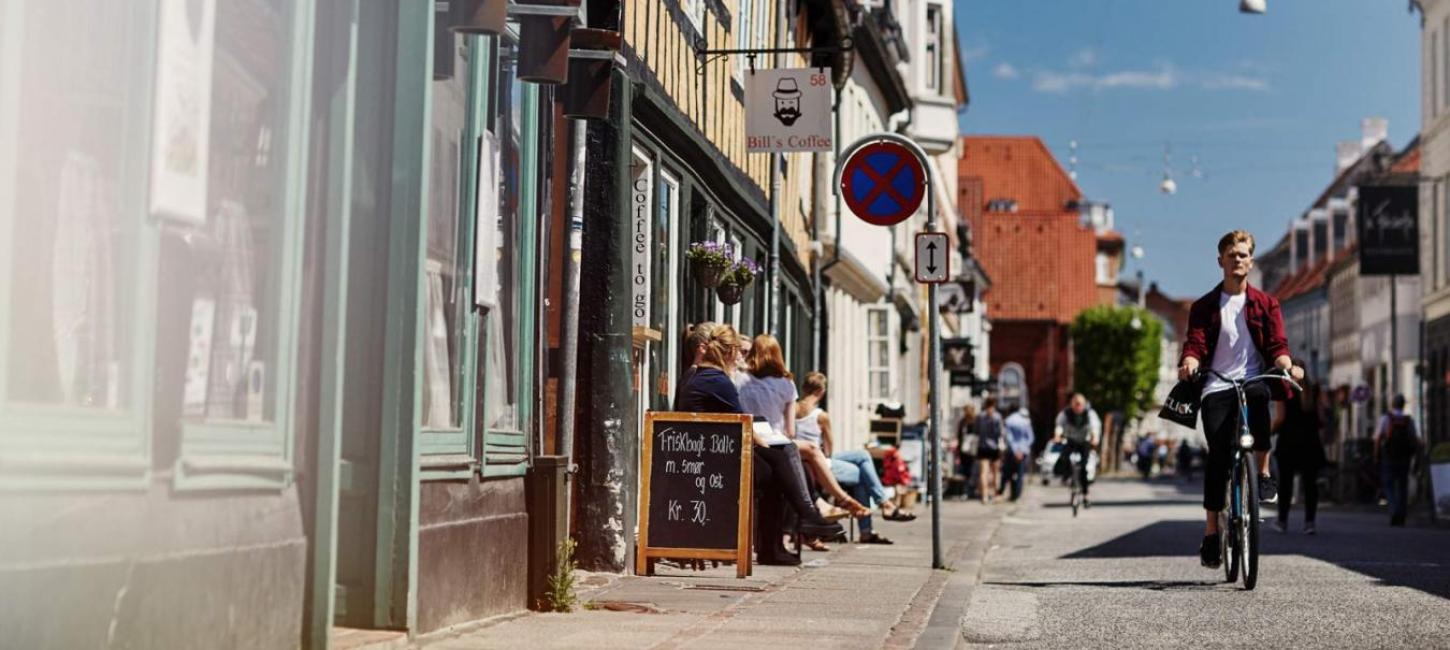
xmin=1070 ymin=305 xmax=1163 ymax=420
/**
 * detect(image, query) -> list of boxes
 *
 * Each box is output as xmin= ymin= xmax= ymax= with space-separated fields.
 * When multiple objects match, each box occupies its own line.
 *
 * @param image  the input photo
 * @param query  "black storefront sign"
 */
xmin=1357 ymin=185 xmax=1419 ymax=276
xmin=942 ymin=337 xmax=975 ymax=387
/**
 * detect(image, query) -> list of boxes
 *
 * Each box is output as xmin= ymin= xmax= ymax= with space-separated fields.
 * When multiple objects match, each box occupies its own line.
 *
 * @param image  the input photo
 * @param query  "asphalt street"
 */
xmin=962 ymin=476 xmax=1450 ymax=648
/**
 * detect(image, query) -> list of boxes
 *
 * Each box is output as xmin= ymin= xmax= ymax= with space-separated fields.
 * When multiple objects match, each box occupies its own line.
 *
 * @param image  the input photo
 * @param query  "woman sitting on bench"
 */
xmin=677 ymin=324 xmax=843 ymax=565
xmin=795 ymin=372 xmax=916 ymax=548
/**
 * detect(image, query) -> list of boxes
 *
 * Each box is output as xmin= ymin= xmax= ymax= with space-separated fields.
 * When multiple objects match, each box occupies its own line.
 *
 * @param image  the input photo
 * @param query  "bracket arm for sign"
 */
xmin=692 ymin=37 xmax=855 ymax=76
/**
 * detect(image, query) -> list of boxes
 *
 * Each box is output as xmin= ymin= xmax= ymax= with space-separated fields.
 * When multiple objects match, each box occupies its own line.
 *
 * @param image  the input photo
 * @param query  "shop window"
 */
xmin=478 ymin=32 xmax=540 ymax=476
xmin=0 ymin=1 xmax=155 ymax=488
xmin=419 ymin=29 xmax=486 ymax=462
xmin=658 ymin=172 xmax=682 ymax=406
xmin=163 ymin=0 xmax=312 ymax=490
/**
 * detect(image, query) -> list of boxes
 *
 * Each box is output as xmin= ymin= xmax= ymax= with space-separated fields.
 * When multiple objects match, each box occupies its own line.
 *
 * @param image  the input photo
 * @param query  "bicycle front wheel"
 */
xmin=1223 ymin=476 xmax=1238 ymax=583
xmin=1242 ymin=454 xmax=1260 ymax=590
xmin=1070 ymin=475 xmax=1080 ymax=518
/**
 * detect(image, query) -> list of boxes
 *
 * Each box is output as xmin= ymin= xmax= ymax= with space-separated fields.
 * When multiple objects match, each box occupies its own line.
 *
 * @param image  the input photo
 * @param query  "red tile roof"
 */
xmin=960 ymin=136 xmax=1098 ymax=324
xmin=1391 ymin=144 xmax=1420 ymax=173
xmin=960 ymin=137 xmax=1082 ymax=213
xmin=1271 ymin=244 xmax=1359 ymax=303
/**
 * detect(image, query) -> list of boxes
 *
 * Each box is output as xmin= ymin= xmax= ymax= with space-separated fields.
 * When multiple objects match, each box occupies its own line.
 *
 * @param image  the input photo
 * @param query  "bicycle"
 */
xmin=1058 ymin=440 xmax=1092 ymax=518
xmin=1205 ymin=369 xmax=1301 ymax=591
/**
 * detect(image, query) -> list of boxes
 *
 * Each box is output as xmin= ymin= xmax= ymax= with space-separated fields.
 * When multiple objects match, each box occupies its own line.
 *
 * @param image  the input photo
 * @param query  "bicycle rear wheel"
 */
xmin=1242 ymin=455 xmax=1261 ymax=590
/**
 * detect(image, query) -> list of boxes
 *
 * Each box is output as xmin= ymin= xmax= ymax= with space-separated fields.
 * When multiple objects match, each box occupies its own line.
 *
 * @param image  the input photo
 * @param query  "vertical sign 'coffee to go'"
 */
xmin=637 ymin=412 xmax=754 ymax=578
xmin=630 ymin=157 xmax=652 ymax=327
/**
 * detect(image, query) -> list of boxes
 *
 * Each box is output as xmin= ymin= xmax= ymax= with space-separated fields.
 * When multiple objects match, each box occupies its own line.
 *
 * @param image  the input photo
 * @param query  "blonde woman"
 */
xmin=678 ymin=325 xmax=842 ymax=564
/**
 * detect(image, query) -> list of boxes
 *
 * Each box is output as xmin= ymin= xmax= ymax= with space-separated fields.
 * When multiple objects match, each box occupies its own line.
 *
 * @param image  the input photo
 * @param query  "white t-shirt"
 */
xmin=1203 ymin=291 xmax=1262 ymax=397
xmin=738 ymin=374 xmax=797 ymax=445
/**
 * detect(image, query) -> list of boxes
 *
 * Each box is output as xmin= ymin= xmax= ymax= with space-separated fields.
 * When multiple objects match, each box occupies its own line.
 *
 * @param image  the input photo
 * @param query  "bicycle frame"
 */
xmin=1206 ymin=369 xmax=1301 ymax=589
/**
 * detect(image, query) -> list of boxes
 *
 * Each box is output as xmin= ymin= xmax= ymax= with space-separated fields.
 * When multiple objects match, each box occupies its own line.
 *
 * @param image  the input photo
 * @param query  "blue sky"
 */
xmin=955 ymin=1 xmax=1421 ymax=297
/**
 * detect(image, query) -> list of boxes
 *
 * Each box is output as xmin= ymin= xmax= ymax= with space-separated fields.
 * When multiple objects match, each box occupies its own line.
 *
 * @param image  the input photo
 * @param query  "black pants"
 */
xmin=1061 ymin=440 xmax=1092 ymax=496
xmin=1385 ymin=461 xmax=1412 ymax=525
xmin=1200 ymin=384 xmax=1271 ymax=512
xmin=753 ymin=444 xmax=818 ymax=554
xmin=1276 ymin=456 xmax=1318 ymax=524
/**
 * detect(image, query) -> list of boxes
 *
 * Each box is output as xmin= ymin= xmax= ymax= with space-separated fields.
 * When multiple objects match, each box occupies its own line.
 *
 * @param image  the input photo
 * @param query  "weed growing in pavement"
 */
xmin=542 ymin=538 xmax=579 ymax=612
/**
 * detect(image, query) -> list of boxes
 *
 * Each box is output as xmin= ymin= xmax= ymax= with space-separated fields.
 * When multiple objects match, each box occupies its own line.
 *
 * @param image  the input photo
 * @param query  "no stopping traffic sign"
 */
xmin=840 ymin=141 xmax=926 ymax=226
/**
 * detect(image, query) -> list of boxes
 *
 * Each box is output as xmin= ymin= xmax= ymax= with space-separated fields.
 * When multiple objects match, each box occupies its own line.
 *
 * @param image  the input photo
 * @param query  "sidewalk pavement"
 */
xmin=414 ymin=497 xmax=1017 ymax=649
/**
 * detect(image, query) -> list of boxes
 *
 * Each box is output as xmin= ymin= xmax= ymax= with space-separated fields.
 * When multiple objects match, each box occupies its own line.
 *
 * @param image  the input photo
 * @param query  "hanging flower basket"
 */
xmin=713 ymin=258 xmax=759 ymax=306
xmin=716 ymin=281 xmax=745 ymax=305
xmin=686 ymin=241 xmax=735 ymax=288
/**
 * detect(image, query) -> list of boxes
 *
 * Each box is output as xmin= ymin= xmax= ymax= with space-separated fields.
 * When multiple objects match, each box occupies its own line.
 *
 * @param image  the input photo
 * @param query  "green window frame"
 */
xmin=0 ymin=1 xmax=161 ymax=491
xmin=478 ymin=28 xmax=540 ymax=478
xmin=172 ymin=0 xmax=319 ymax=491
xmin=418 ymin=33 xmax=490 ymax=471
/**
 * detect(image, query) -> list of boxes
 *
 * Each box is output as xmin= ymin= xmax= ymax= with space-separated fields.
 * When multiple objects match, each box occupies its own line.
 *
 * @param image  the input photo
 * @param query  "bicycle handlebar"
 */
xmin=1203 ymin=368 xmax=1303 ymax=393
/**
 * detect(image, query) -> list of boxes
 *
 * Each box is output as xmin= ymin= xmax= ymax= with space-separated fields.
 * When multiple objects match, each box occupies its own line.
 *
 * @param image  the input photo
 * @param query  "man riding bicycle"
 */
xmin=1052 ymin=393 xmax=1101 ymax=506
xmin=1179 ymin=230 xmax=1304 ymax=569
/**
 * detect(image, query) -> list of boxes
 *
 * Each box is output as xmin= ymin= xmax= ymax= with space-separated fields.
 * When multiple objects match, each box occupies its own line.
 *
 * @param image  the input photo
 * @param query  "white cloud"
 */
xmin=1068 ymin=48 xmax=1099 ymax=68
xmin=962 ymin=44 xmax=991 ymax=63
xmin=993 ymin=62 xmax=1019 ymax=79
xmin=1033 ymin=64 xmax=1177 ymax=93
xmin=1202 ymin=74 xmax=1270 ymax=91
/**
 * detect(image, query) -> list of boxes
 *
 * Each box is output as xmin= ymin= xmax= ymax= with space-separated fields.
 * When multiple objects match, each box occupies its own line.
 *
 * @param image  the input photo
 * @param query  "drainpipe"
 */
xmin=558 ymin=119 xmax=586 ymax=495
xmin=768 ymin=0 xmax=786 ymax=334
xmin=816 ymin=85 xmax=843 ymax=372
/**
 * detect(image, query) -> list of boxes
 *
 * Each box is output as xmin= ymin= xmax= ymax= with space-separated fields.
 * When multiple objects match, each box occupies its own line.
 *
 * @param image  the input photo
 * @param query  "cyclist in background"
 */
xmin=1179 ymin=230 xmax=1303 ymax=568
xmin=1052 ymin=393 xmax=1101 ymax=506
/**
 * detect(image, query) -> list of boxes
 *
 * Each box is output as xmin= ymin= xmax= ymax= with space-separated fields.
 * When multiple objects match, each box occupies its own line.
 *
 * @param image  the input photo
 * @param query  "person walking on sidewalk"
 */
xmin=975 ymin=398 xmax=1005 ymax=505
xmin=1375 ymin=394 xmax=1422 ymax=527
xmin=957 ymin=404 xmax=980 ymax=500
xmin=1178 ymin=229 xmax=1304 ymax=568
xmin=1000 ymin=404 xmax=1034 ymax=502
xmin=1272 ymin=361 xmax=1325 ymax=534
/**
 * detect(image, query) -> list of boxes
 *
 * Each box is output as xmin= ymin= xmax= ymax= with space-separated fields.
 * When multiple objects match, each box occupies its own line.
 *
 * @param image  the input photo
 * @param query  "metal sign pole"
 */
xmin=924 ymin=178 xmax=943 ymax=571
xmin=832 ymin=133 xmax=943 ymax=569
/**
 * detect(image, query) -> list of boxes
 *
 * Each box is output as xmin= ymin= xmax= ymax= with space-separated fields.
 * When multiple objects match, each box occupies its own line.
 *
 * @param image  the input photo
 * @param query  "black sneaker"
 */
xmin=1259 ymin=475 xmax=1278 ymax=504
xmin=1199 ymin=533 xmax=1222 ymax=568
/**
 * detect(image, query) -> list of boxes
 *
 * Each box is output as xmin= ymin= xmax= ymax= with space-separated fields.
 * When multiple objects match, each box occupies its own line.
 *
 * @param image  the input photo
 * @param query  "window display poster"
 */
xmin=149 ymin=0 xmax=216 ymax=224
xmin=473 ymin=133 xmax=500 ymax=309
xmin=183 ymin=297 xmax=216 ymax=417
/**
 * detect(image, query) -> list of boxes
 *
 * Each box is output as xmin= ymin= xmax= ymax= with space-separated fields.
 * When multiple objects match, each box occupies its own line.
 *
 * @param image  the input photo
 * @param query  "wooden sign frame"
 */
xmin=870 ymin=418 xmax=903 ymax=447
xmin=636 ymin=411 xmax=754 ymax=578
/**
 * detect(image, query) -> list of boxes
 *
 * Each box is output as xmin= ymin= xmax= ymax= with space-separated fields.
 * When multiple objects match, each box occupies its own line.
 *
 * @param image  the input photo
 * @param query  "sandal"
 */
xmin=883 ymin=508 xmax=918 ymax=522
xmin=805 ymin=537 xmax=830 ymax=552
xmin=843 ymin=497 xmax=872 ymax=519
xmin=816 ymin=498 xmax=850 ymax=522
xmin=860 ymin=533 xmax=895 ymax=545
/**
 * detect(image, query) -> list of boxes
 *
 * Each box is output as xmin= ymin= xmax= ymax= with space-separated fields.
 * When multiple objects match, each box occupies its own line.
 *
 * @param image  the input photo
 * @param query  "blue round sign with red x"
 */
xmin=840 ymin=142 xmax=926 ymax=226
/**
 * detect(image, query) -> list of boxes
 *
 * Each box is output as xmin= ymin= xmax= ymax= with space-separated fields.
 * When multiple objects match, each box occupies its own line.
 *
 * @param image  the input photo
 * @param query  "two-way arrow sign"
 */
xmin=914 ymin=232 xmax=949 ymax=283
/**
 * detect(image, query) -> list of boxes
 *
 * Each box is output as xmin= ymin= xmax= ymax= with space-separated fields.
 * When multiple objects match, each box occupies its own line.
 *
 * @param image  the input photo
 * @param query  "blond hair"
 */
xmin=1217 ymin=229 xmax=1255 ymax=255
xmin=697 ymin=323 xmax=741 ymax=371
xmin=683 ymin=321 xmax=717 ymax=367
xmin=746 ymin=334 xmax=793 ymax=380
xmin=801 ymin=371 xmax=827 ymax=398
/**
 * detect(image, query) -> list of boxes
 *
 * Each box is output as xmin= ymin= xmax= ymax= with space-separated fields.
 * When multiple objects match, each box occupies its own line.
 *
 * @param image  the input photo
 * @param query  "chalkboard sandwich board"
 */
xmin=636 ymin=411 xmax=754 ymax=578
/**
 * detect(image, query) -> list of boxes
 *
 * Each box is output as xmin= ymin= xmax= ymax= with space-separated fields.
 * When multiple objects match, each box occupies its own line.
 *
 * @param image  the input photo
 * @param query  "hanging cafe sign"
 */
xmin=745 ymin=68 xmax=834 ymax=152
